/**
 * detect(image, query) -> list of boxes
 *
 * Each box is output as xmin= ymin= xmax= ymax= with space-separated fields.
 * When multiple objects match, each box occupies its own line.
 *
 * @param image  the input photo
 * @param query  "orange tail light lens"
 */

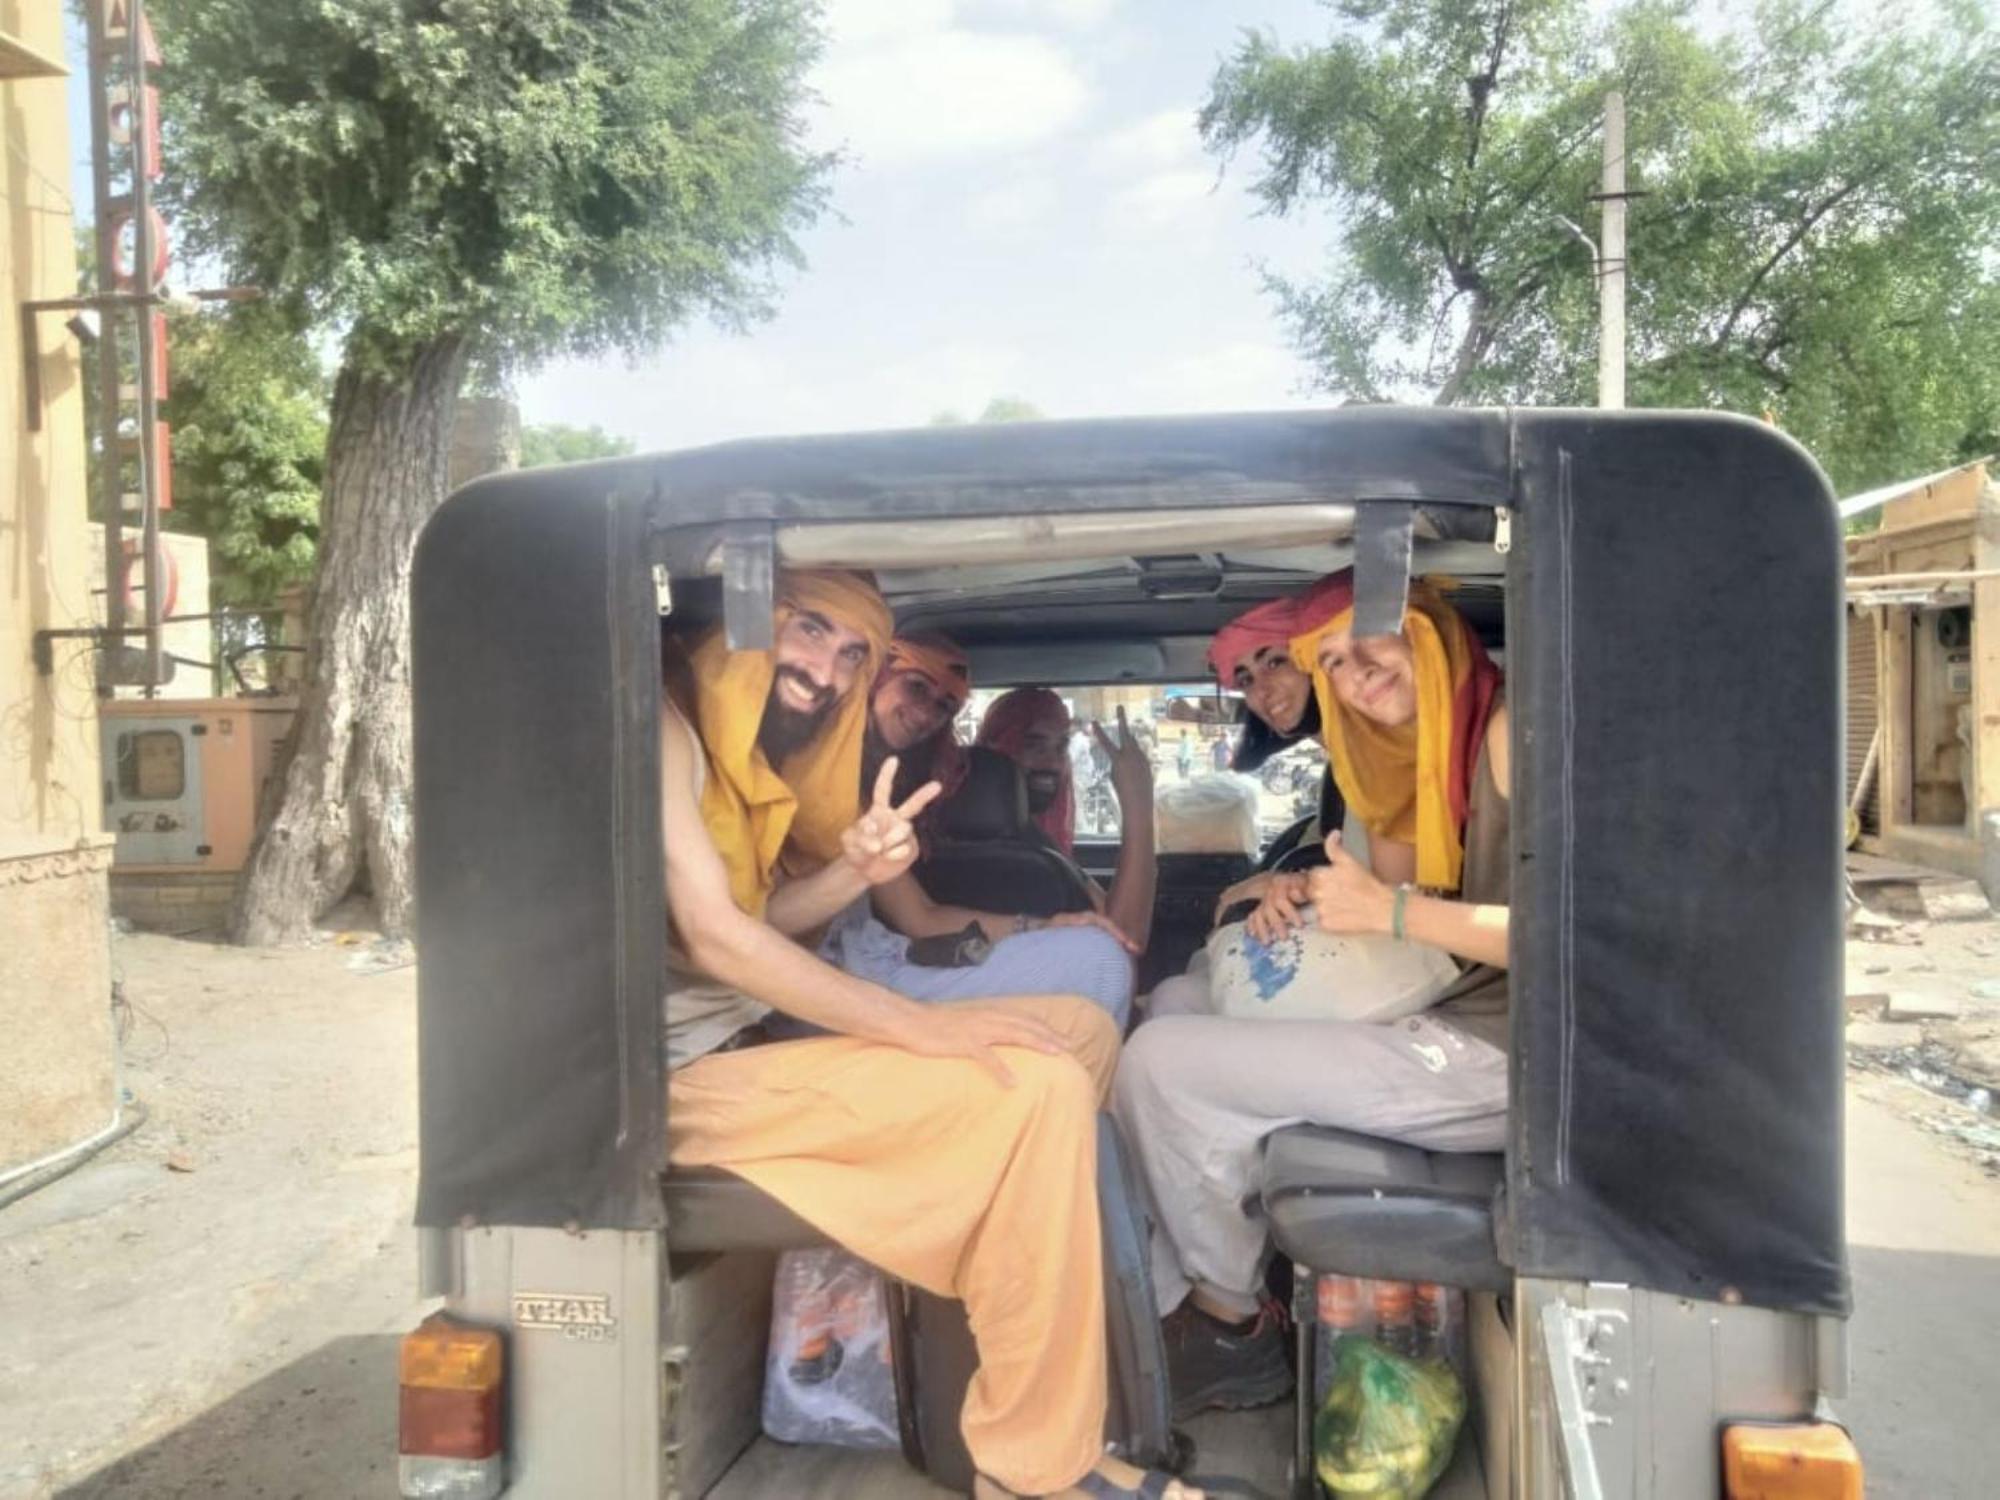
xmin=1722 ymin=1421 xmax=1863 ymax=1500
xmin=399 ymin=1313 xmax=503 ymax=1461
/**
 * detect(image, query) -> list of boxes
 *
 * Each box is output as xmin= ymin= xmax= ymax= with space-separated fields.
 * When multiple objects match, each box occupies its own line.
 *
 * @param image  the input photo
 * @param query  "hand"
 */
xmin=1213 ymin=872 xmax=1274 ymax=928
xmin=1308 ymin=833 xmax=1397 ymax=936
xmin=840 ymin=758 xmax=944 ymax=886
xmin=1043 ymin=908 xmax=1142 ymax=954
xmin=1243 ymin=871 xmax=1311 ymax=945
xmin=1092 ymin=706 xmax=1153 ymax=813
xmin=893 ymin=1002 xmax=1070 ymax=1087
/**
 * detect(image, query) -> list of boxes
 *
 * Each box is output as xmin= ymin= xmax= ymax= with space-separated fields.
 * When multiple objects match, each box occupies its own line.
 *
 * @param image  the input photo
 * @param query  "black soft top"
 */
xmin=411 ymin=406 xmax=1848 ymax=1317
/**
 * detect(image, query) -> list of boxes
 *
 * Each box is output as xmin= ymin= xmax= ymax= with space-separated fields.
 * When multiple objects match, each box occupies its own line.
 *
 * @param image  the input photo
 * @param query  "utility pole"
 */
xmin=1598 ymin=90 xmax=1627 ymax=410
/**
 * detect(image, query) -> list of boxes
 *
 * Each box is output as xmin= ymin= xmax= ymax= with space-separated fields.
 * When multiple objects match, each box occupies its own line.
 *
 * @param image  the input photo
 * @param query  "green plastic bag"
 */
xmin=1313 ymin=1336 xmax=1466 ymax=1499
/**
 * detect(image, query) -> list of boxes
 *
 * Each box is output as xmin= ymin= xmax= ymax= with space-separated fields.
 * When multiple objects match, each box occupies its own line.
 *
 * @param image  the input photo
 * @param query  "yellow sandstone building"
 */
xmin=2 ymin=2 xmax=121 ymax=1184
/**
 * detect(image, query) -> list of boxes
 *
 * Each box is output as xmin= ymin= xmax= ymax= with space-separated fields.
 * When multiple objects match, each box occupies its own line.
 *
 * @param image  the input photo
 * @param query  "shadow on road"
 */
xmin=58 ymin=1334 xmax=397 ymax=1499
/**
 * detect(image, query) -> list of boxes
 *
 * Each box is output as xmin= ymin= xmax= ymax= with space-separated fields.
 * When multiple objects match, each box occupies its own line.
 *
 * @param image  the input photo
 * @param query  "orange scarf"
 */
xmin=683 ymin=570 xmax=892 ymax=916
xmin=1289 ymin=575 xmax=1500 ymax=892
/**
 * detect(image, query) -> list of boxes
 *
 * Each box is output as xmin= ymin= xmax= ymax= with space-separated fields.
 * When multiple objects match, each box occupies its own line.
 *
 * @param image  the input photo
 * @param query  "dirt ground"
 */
xmin=2 ymin=903 xmax=1998 ymax=1499
xmin=0 ymin=920 xmax=420 ymax=1500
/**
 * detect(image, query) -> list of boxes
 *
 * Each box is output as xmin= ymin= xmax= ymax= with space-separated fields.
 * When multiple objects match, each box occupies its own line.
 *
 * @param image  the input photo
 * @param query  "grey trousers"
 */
xmin=1112 ymin=1011 xmax=1508 ymax=1317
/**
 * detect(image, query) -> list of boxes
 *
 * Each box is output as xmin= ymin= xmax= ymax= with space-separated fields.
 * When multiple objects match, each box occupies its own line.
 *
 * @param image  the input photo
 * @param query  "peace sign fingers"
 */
xmin=894 ymin=779 xmax=945 ymax=822
xmin=870 ymin=756 xmax=902 ymax=813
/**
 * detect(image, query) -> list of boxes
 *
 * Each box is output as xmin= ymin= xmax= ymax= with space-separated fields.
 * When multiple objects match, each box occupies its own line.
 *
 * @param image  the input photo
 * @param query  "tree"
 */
xmin=1202 ymin=0 xmax=2000 ymax=491
xmin=519 ymin=422 xmax=636 ymax=468
xmin=155 ymin=0 xmax=831 ymax=941
xmin=162 ymin=302 xmax=326 ymax=609
xmin=928 ymin=396 xmax=1046 ymax=425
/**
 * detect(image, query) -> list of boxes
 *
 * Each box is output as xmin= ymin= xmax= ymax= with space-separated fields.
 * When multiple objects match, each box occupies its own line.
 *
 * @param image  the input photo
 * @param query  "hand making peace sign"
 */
xmin=841 ymin=757 xmax=945 ymax=886
xmin=1090 ymin=704 xmax=1154 ymax=813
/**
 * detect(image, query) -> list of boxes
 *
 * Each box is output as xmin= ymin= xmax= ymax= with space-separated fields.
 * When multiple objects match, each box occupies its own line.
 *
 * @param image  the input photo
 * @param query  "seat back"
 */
xmin=1262 ymin=1124 xmax=1509 ymax=1293
xmin=917 ymin=748 xmax=1096 ymax=917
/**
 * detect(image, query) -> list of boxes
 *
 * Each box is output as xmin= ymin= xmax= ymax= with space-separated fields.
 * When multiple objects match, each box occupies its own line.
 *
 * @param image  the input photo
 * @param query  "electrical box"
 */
xmin=99 ymin=697 xmax=295 ymax=873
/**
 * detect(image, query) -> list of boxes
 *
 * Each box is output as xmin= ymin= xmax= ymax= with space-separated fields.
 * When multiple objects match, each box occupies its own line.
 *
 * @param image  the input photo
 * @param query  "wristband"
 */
xmin=1391 ymin=884 xmax=1411 ymax=941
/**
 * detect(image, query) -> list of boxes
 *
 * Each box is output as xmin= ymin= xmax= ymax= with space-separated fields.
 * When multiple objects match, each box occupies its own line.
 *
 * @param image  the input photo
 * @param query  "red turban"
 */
xmin=975 ymin=687 xmax=1075 ymax=854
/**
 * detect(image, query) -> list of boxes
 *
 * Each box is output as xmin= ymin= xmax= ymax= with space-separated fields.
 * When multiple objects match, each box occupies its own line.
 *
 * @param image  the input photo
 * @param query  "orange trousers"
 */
xmin=668 ymin=996 xmax=1119 ymax=1496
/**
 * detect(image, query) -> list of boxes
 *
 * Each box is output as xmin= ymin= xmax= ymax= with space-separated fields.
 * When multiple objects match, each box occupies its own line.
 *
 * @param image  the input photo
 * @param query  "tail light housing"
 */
xmin=399 ymin=1312 xmax=504 ymax=1498
xmin=1722 ymin=1420 xmax=1863 ymax=1500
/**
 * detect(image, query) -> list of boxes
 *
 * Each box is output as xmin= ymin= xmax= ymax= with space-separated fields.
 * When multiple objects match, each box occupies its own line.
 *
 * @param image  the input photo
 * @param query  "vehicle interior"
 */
xmin=410 ymin=408 xmax=1850 ymax=1500
xmin=657 ymin=502 xmax=1512 ymax=1500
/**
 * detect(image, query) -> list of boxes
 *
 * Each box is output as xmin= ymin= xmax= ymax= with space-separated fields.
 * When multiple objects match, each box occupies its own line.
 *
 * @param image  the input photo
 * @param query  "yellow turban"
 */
xmin=683 ymin=570 xmax=893 ymax=916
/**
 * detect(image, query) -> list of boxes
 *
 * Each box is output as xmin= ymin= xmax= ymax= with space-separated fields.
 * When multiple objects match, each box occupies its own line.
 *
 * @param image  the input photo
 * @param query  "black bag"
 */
xmin=887 ymin=1115 xmax=1183 ymax=1490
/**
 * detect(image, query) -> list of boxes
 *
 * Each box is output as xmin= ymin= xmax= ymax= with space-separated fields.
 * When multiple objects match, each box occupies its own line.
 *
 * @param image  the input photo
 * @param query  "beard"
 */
xmin=1023 ymin=769 xmax=1061 ymax=814
xmin=760 ymin=669 xmax=837 ymax=764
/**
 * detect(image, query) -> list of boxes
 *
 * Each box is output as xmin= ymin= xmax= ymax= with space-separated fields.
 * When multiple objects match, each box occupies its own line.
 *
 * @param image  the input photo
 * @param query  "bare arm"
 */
xmin=1095 ymin=709 xmax=1157 ymax=949
xmin=765 ymin=859 xmax=870 ymax=937
xmin=1368 ymin=835 xmax=1418 ymax=887
xmin=660 ymin=710 xmax=1067 ymax=1079
xmin=760 ymin=756 xmax=947 ymax=937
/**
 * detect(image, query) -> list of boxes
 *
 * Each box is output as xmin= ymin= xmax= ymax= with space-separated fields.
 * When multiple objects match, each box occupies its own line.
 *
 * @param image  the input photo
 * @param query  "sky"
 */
xmin=59 ymin=1 xmax=1344 ymax=449
xmin=516 ymin=0 xmax=1343 ymax=449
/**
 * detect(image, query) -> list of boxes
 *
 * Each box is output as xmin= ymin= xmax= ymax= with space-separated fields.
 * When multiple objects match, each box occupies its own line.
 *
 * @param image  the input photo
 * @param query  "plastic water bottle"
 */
xmin=1372 ymin=1279 xmax=1417 ymax=1358
xmin=1315 ymin=1274 xmax=1365 ymax=1399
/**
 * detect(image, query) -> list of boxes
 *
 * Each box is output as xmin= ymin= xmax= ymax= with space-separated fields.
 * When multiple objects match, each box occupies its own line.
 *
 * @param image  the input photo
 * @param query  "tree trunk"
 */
xmin=232 ymin=334 xmax=470 ymax=944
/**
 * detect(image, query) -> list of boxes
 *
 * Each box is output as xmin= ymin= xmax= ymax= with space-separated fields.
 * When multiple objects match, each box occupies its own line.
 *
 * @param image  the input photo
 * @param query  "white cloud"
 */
xmin=814 ymin=30 xmax=1092 ymax=165
xmin=1092 ymin=108 xmax=1204 ymax=173
xmin=1107 ymin=167 xmax=1218 ymax=228
xmin=1116 ymin=340 xmax=1315 ymax=416
xmin=965 ymin=175 xmax=1059 ymax=232
xmin=979 ymin=0 xmax=1121 ymax=28
xmin=821 ymin=0 xmax=958 ymax=45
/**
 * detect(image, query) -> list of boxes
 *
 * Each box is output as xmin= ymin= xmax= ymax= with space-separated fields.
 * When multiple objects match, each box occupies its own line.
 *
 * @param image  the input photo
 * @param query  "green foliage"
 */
xmin=976 ymin=396 xmax=1044 ymax=423
xmin=1203 ymin=0 xmax=2000 ymax=491
xmin=519 ymin=421 xmax=635 ymax=467
xmin=161 ymin=302 xmax=327 ymax=605
xmin=152 ymin=0 xmax=834 ymax=375
xmin=928 ymin=396 xmax=1046 ymax=425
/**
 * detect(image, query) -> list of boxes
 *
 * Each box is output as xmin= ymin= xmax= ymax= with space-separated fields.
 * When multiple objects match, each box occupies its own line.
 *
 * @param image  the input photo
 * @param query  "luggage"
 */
xmin=890 ymin=1115 xmax=1182 ymax=1490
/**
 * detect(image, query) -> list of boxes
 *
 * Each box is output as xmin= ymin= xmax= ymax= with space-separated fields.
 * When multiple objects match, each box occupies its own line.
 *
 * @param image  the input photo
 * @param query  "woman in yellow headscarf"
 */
xmin=1113 ymin=571 xmax=1514 ymax=1424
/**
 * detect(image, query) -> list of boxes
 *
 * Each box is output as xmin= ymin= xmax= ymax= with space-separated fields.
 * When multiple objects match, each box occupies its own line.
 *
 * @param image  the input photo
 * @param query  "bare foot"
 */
xmin=973 ymin=1455 xmax=1206 ymax=1499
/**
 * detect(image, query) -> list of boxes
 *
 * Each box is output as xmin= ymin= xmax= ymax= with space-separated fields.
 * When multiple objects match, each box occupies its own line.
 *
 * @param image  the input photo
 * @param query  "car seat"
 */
xmin=915 ymin=747 xmax=1096 ymax=917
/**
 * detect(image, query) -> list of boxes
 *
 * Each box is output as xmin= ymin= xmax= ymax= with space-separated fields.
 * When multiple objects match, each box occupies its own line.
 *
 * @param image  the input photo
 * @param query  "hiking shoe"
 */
xmin=1161 ymin=1299 xmax=1293 ymax=1420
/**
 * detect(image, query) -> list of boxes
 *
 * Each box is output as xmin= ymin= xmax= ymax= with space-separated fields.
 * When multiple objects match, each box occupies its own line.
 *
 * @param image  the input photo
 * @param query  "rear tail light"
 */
xmin=1722 ymin=1420 xmax=1863 ymax=1499
xmin=399 ymin=1312 xmax=504 ymax=1499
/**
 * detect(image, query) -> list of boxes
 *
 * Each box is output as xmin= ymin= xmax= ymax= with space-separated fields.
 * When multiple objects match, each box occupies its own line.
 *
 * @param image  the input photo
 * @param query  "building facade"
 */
xmin=2 ymin=2 xmax=122 ymax=1181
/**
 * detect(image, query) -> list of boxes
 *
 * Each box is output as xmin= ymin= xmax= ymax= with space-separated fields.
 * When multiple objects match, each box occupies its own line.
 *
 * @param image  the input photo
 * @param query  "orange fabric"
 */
xmin=1289 ymin=575 xmax=1501 ymax=891
xmin=669 ymin=996 xmax=1117 ymax=1495
xmin=883 ymin=633 xmax=970 ymax=699
xmin=684 ymin=571 xmax=892 ymax=916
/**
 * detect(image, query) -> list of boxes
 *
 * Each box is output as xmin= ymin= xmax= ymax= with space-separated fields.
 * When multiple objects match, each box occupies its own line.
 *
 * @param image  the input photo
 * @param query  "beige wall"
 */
xmin=2 ymin=0 xmax=120 ymax=1175
xmin=1846 ymin=466 xmax=2000 ymax=895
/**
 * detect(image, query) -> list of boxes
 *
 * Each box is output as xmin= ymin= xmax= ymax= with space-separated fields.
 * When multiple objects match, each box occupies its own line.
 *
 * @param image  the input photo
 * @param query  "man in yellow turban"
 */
xmin=659 ymin=571 xmax=1202 ymax=1500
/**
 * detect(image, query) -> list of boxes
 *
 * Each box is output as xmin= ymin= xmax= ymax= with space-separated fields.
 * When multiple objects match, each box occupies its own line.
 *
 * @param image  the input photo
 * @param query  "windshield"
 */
xmin=959 ymin=682 xmax=1327 ymax=844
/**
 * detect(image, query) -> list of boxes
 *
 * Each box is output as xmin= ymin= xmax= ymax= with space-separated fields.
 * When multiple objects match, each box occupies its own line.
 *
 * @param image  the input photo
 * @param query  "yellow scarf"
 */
xmin=682 ymin=571 xmax=892 ymax=917
xmin=1289 ymin=582 xmax=1484 ymax=891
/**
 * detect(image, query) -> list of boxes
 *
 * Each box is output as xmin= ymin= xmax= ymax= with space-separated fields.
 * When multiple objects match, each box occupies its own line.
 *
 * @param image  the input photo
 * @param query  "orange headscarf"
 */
xmin=1288 ymin=571 xmax=1501 ymax=892
xmin=683 ymin=570 xmax=893 ymax=916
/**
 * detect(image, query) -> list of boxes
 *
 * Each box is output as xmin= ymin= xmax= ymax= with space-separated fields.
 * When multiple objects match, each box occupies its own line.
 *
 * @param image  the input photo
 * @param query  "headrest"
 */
xmin=934 ymin=747 xmax=1030 ymax=842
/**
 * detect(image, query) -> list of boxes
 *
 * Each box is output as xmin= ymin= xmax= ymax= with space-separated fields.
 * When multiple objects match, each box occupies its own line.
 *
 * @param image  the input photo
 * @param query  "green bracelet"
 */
xmin=1391 ymin=884 xmax=1410 ymax=941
